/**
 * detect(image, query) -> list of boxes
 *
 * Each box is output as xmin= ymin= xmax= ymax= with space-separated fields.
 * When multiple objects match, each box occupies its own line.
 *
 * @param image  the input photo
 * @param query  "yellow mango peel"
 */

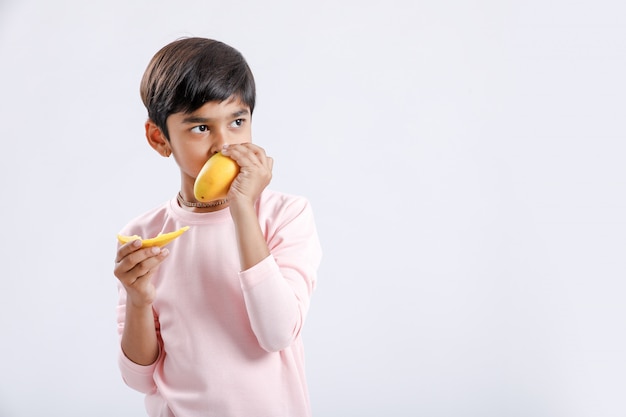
xmin=117 ymin=226 xmax=190 ymax=248
xmin=193 ymin=152 xmax=239 ymax=202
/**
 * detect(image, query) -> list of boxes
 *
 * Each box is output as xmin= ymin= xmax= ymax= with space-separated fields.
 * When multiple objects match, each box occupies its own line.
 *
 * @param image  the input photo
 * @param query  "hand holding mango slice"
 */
xmin=117 ymin=226 xmax=190 ymax=248
xmin=193 ymin=152 xmax=239 ymax=202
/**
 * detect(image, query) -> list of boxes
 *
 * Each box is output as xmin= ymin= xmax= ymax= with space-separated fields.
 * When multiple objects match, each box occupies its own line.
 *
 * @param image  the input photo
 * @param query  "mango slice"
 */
xmin=193 ymin=152 xmax=239 ymax=202
xmin=117 ymin=226 xmax=190 ymax=248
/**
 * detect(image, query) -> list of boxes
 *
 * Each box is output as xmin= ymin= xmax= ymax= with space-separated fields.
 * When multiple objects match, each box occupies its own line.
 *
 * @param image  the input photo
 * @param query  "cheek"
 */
xmin=243 ymin=129 xmax=253 ymax=143
xmin=171 ymin=147 xmax=208 ymax=174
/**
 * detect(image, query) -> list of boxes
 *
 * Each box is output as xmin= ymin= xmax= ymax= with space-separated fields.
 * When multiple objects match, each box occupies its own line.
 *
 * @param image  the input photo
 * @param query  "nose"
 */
xmin=210 ymin=129 xmax=231 ymax=154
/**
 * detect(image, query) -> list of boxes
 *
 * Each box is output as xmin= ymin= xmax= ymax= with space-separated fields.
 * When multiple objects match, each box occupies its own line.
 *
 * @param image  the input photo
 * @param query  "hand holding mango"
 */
xmin=117 ymin=226 xmax=190 ymax=248
xmin=193 ymin=152 xmax=240 ymax=202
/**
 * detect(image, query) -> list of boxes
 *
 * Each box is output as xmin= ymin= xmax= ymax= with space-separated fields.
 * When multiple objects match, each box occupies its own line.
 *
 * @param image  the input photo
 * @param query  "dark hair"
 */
xmin=140 ymin=37 xmax=256 ymax=140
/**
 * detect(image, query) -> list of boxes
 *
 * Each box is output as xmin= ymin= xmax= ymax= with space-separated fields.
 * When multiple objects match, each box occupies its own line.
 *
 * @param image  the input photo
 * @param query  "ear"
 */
xmin=145 ymin=120 xmax=172 ymax=157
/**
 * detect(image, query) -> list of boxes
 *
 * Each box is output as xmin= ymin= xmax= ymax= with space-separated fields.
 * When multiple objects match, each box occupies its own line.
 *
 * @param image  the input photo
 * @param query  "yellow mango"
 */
xmin=117 ymin=226 xmax=190 ymax=248
xmin=193 ymin=152 xmax=239 ymax=202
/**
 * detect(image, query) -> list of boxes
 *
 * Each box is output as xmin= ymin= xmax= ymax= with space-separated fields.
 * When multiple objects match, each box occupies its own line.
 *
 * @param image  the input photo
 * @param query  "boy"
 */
xmin=114 ymin=37 xmax=322 ymax=417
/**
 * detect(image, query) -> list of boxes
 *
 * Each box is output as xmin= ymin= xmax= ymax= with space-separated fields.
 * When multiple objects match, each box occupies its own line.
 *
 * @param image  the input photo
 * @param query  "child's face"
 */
xmin=165 ymin=96 xmax=252 ymax=183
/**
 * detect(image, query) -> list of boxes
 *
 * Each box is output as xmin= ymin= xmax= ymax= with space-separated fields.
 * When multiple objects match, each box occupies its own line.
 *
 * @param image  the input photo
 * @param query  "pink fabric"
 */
xmin=116 ymin=190 xmax=322 ymax=417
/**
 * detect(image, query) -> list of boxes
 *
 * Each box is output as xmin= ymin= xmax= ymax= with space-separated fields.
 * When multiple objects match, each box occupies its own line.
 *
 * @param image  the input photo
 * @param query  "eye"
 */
xmin=230 ymin=119 xmax=244 ymax=128
xmin=191 ymin=125 xmax=209 ymax=133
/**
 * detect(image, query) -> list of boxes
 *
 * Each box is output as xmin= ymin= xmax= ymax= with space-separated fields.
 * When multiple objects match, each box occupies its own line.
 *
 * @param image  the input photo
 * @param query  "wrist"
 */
xmin=126 ymin=293 xmax=154 ymax=309
xmin=228 ymin=197 xmax=256 ymax=217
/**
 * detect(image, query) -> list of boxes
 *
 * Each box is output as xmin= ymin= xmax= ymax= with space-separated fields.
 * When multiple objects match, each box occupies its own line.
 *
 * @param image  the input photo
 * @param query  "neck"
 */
xmin=177 ymin=192 xmax=228 ymax=211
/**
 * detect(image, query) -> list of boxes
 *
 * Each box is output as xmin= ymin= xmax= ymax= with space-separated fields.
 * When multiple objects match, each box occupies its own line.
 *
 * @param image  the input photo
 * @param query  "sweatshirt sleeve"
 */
xmin=239 ymin=196 xmax=322 ymax=352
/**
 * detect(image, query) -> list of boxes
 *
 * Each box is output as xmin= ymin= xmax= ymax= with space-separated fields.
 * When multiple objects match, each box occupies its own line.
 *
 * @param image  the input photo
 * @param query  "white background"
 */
xmin=1 ymin=1 xmax=625 ymax=416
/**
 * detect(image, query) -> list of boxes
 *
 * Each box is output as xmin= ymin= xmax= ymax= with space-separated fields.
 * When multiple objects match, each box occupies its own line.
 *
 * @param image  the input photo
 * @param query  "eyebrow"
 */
xmin=181 ymin=109 xmax=250 ymax=124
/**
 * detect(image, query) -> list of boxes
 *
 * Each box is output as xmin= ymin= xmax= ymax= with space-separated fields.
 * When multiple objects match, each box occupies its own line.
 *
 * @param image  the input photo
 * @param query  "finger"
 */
xmin=245 ymin=143 xmax=268 ymax=162
xmin=115 ymin=246 xmax=167 ymax=278
xmin=126 ymin=255 xmax=162 ymax=285
xmin=115 ymin=253 xmax=167 ymax=289
xmin=115 ymin=238 xmax=142 ymax=263
xmin=227 ymin=143 xmax=267 ymax=164
xmin=233 ymin=145 xmax=272 ymax=176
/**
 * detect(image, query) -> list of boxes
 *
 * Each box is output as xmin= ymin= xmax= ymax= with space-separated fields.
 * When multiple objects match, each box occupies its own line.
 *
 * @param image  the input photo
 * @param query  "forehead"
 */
xmin=171 ymin=96 xmax=250 ymax=123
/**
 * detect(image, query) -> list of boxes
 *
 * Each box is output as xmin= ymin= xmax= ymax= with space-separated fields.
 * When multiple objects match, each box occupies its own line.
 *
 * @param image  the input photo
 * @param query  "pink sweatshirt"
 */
xmin=116 ymin=190 xmax=322 ymax=417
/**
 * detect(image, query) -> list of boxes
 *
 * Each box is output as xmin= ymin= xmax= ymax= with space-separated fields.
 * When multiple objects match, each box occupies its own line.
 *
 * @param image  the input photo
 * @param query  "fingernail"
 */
xmin=161 ymin=248 xmax=170 ymax=257
xmin=151 ymin=246 xmax=161 ymax=255
xmin=132 ymin=239 xmax=141 ymax=247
